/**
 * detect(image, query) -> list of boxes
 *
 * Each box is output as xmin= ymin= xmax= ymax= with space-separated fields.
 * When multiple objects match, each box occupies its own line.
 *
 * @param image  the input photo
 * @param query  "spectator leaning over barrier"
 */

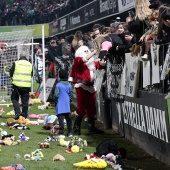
xmin=10 ymin=52 xmax=33 ymax=120
xmin=157 ymin=4 xmax=170 ymax=99
xmin=155 ymin=4 xmax=170 ymax=43
xmin=159 ymin=4 xmax=170 ymax=29
xmin=116 ymin=22 xmax=132 ymax=60
xmin=68 ymin=46 xmax=106 ymax=135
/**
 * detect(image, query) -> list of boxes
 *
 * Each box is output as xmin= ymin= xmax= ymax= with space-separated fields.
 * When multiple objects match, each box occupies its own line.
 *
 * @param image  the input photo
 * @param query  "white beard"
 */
xmin=75 ymin=46 xmax=95 ymax=75
xmin=86 ymin=57 xmax=95 ymax=71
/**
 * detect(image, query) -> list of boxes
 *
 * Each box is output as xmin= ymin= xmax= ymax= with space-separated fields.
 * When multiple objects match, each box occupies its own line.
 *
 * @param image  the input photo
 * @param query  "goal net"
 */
xmin=0 ymin=29 xmax=33 ymax=105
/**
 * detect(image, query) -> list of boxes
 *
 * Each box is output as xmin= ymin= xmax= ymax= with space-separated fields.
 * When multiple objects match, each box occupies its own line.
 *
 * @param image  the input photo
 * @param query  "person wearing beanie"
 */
xmin=10 ymin=53 xmax=33 ymax=120
xmin=54 ymin=69 xmax=73 ymax=137
xmin=59 ymin=69 xmax=68 ymax=80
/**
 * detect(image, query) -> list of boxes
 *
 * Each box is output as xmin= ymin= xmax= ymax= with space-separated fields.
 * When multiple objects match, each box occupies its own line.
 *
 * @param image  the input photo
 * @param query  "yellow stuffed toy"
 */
xmin=73 ymin=157 xmax=107 ymax=169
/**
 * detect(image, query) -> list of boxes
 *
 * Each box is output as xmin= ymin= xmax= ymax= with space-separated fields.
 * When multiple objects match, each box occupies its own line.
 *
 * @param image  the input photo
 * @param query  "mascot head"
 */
xmin=75 ymin=46 xmax=91 ymax=58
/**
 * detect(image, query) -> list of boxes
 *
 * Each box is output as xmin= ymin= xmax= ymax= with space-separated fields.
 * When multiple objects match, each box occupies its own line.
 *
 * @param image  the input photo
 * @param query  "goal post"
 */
xmin=0 ymin=29 xmax=34 ymax=105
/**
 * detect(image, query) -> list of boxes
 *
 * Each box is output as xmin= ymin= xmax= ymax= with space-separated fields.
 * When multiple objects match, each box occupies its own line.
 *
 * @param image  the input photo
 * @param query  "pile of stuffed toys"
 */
xmin=0 ymin=96 xmax=142 ymax=170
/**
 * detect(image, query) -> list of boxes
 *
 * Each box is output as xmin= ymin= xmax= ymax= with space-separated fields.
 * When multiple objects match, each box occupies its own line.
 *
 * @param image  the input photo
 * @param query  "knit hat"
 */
xmin=127 ymin=19 xmax=144 ymax=34
xmin=59 ymin=69 xmax=68 ymax=79
xmin=110 ymin=21 xmax=120 ymax=29
xmin=149 ymin=0 xmax=163 ymax=10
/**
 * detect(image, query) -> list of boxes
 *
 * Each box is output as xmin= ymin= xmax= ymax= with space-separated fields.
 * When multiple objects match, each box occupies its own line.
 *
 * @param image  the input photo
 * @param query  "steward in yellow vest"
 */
xmin=10 ymin=55 xmax=33 ymax=120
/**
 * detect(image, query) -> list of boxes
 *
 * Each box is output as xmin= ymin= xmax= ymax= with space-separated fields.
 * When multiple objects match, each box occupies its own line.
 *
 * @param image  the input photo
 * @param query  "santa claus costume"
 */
xmin=69 ymin=46 xmax=105 ymax=135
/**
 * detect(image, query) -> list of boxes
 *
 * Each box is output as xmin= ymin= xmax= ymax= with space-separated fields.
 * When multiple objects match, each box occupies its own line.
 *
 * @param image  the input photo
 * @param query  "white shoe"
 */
xmin=142 ymin=54 xmax=148 ymax=60
xmin=165 ymin=92 xmax=170 ymax=100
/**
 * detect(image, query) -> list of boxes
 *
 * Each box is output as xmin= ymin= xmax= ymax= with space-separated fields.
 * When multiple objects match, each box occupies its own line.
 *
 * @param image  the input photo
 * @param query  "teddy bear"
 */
xmin=38 ymin=142 xmax=50 ymax=148
xmin=29 ymin=92 xmax=35 ymax=99
xmin=53 ymin=154 xmax=65 ymax=161
xmin=1 ymin=134 xmax=21 ymax=146
xmin=101 ymin=153 xmax=126 ymax=170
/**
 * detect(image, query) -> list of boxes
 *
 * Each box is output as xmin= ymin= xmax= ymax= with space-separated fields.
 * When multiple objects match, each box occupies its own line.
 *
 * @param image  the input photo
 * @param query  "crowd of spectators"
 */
xmin=32 ymin=0 xmax=170 ymax=97
xmin=0 ymin=0 xmax=92 ymax=26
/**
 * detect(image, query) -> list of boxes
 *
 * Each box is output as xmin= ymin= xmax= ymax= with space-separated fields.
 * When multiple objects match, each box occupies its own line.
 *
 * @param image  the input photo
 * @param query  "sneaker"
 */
xmin=14 ymin=113 xmax=21 ymax=120
xmin=68 ymin=132 xmax=73 ymax=138
xmin=142 ymin=54 xmax=148 ymax=60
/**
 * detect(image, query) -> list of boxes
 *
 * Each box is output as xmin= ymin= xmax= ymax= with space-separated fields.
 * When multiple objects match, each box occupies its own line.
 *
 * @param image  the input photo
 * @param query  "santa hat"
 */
xmin=75 ymin=46 xmax=91 ymax=58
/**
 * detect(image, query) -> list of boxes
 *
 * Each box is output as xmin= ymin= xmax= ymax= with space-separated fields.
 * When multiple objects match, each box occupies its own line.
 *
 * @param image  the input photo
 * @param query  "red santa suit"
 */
xmin=69 ymin=46 xmax=104 ymax=119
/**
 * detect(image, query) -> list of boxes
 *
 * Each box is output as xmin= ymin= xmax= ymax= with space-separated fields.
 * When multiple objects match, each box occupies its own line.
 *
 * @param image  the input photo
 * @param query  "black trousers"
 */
xmin=57 ymin=113 xmax=72 ymax=135
xmin=11 ymin=86 xmax=29 ymax=118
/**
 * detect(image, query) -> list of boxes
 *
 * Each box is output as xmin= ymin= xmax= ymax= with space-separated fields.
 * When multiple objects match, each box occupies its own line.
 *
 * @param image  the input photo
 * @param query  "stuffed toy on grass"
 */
xmin=31 ymin=149 xmax=44 ymax=157
xmin=73 ymin=155 xmax=107 ymax=169
xmin=6 ymin=117 xmax=30 ymax=130
xmin=42 ymin=115 xmax=59 ymax=130
xmin=31 ymin=99 xmax=42 ymax=104
xmin=53 ymin=154 xmax=65 ymax=161
xmin=31 ymin=155 xmax=42 ymax=161
xmin=38 ymin=142 xmax=50 ymax=148
xmin=6 ymin=110 xmax=15 ymax=116
xmin=62 ymin=136 xmax=87 ymax=153
xmin=1 ymin=134 xmax=21 ymax=146
xmin=19 ymin=132 xmax=29 ymax=141
xmin=38 ymin=102 xmax=51 ymax=110
xmin=6 ymin=116 xmax=30 ymax=126
xmin=29 ymin=92 xmax=35 ymax=99
xmin=101 ymin=153 xmax=123 ymax=170
xmin=0 ymin=107 xmax=4 ymax=117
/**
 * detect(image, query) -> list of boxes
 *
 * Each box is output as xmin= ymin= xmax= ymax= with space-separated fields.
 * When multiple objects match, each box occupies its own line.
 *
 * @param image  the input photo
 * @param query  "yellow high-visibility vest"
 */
xmin=12 ymin=60 xmax=32 ymax=87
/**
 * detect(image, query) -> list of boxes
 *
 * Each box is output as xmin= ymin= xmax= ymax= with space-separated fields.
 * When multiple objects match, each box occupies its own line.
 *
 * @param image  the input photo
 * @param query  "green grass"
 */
xmin=0 ymin=103 xmax=170 ymax=170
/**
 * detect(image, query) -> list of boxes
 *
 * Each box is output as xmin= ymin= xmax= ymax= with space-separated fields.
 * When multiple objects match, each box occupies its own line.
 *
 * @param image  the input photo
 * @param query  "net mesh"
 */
xmin=0 ymin=30 xmax=33 ymax=105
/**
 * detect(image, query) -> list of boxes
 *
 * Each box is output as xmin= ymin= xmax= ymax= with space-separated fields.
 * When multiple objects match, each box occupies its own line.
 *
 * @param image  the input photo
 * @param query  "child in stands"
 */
xmin=139 ymin=10 xmax=159 ymax=60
